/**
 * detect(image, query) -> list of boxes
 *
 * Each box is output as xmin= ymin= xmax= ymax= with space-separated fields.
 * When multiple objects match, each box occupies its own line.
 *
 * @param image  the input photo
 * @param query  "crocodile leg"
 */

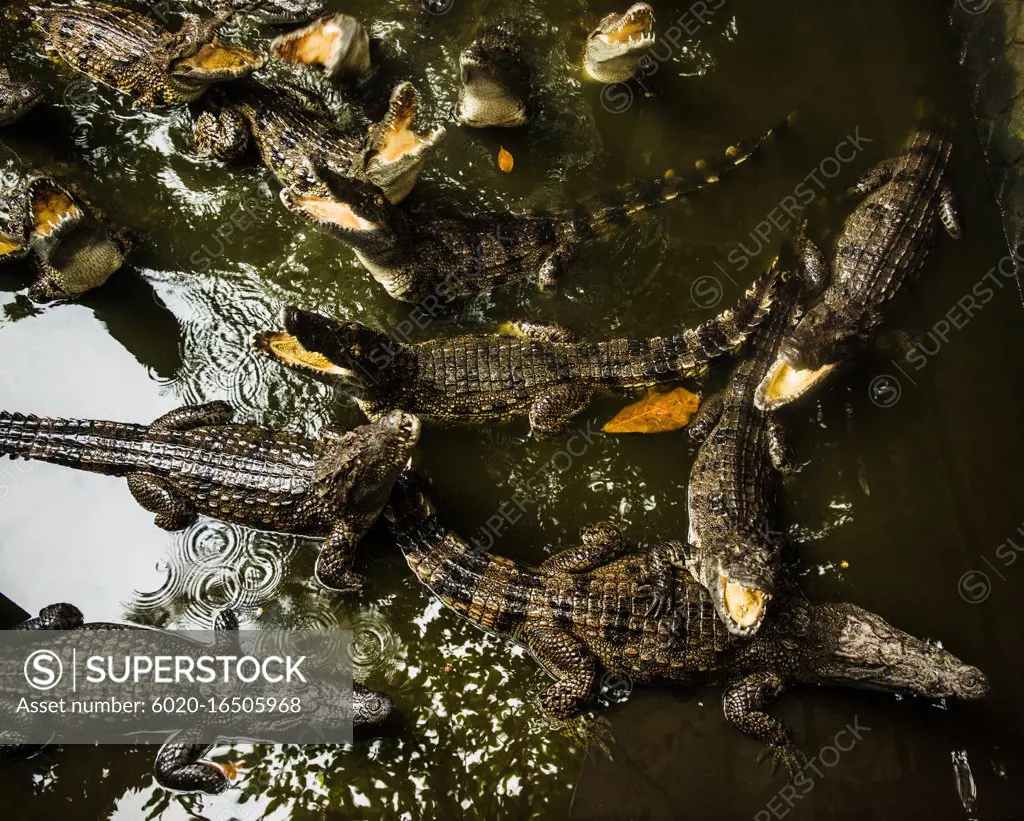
xmin=687 ymin=391 xmax=724 ymax=443
xmin=528 ymin=383 xmax=593 ymax=436
xmin=539 ymin=522 xmax=624 ymax=573
xmin=766 ymin=417 xmax=794 ymax=474
xmin=314 ymin=521 xmax=365 ymax=593
xmin=939 ymin=183 xmax=962 ymax=239
xmin=154 ymin=738 xmax=228 ymax=794
xmin=722 ymin=672 xmax=807 ymax=778
xmin=537 ymin=244 xmax=576 ymax=292
xmin=127 ymin=474 xmax=197 ymax=530
xmin=796 ymin=236 xmax=828 ymax=292
xmin=13 ymin=603 xmax=84 ymax=630
xmin=27 ymin=259 xmax=73 ymax=304
xmin=519 ymin=622 xmax=599 ymax=718
xmin=847 ymin=157 xmax=898 ymax=197
xmin=636 ymin=540 xmax=686 ymax=618
xmin=150 ymin=401 xmax=235 ymax=433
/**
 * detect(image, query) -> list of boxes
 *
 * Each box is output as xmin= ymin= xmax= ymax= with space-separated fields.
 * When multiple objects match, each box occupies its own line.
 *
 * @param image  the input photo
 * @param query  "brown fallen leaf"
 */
xmin=498 ymin=146 xmax=514 ymax=173
xmin=603 ymin=387 xmax=700 ymax=434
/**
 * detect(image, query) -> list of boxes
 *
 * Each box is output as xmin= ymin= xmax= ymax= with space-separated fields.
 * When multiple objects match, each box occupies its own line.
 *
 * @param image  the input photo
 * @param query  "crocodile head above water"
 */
xmin=257 ymin=307 xmax=413 ymax=414
xmin=689 ymin=540 xmax=776 ymax=637
xmin=455 ymin=26 xmax=531 ymax=128
xmin=280 ymin=172 xmax=407 ymax=265
xmin=352 ymin=682 xmax=395 ymax=730
xmin=362 ymin=82 xmax=445 ymax=202
xmin=316 ymin=408 xmax=421 ymax=529
xmin=793 ymin=600 xmax=989 ymax=700
xmin=584 ymin=3 xmax=656 ymax=84
xmin=2 ymin=171 xmax=135 ymax=302
xmin=0 ymin=66 xmax=43 ymax=126
xmin=753 ymin=301 xmax=845 ymax=411
xmin=271 ymin=12 xmax=371 ymax=79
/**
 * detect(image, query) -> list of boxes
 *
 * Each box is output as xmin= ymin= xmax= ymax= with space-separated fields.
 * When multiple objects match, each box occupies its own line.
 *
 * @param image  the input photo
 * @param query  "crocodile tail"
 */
xmin=579 ymin=119 xmax=786 ymax=238
xmin=0 ymin=412 xmax=147 ymax=474
xmin=386 ymin=471 xmax=493 ymax=618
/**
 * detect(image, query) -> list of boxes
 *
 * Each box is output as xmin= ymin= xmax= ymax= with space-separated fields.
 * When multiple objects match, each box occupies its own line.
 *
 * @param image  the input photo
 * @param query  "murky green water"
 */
xmin=1 ymin=0 xmax=1023 ymax=818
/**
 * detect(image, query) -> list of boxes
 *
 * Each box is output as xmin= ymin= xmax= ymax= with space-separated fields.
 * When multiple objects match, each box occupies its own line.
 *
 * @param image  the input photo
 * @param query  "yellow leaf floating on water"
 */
xmin=498 ymin=146 xmax=514 ymax=173
xmin=219 ymin=761 xmax=241 ymax=780
xmin=840 ymin=560 xmax=849 ymax=569
xmin=602 ymin=388 xmax=701 ymax=434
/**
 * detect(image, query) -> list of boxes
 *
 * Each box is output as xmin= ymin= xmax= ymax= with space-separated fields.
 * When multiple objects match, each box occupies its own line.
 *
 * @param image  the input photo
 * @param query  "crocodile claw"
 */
xmin=637 ymin=579 xmax=674 ymax=619
xmin=757 ymin=743 xmax=808 ymax=781
xmin=315 ymin=568 xmax=365 ymax=594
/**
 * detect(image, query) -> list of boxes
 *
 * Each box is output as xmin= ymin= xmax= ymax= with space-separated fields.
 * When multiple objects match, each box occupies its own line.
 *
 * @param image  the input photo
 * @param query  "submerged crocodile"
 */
xmin=270 ymin=12 xmax=371 ymax=80
xmin=31 ymin=0 xmax=263 ymax=108
xmin=583 ymin=2 xmax=656 ymax=84
xmin=279 ymin=122 xmax=780 ymax=302
xmin=386 ymin=471 xmax=988 ymax=775
xmin=0 ymin=165 xmax=135 ymax=302
xmin=455 ymin=26 xmax=531 ymax=128
xmin=255 ymin=263 xmax=778 ymax=434
xmin=0 ymin=402 xmax=420 ymax=590
xmin=1 ymin=602 xmax=394 ymax=793
xmin=685 ymin=247 xmax=819 ymax=638
xmin=755 ymin=127 xmax=960 ymax=411
xmin=0 ymin=65 xmax=43 ymax=126
xmin=193 ymin=79 xmax=444 ymax=204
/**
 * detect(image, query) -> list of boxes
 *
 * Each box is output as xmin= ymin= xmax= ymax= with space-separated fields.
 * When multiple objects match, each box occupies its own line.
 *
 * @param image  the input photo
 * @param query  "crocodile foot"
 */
xmin=552 ymin=712 xmax=615 ymax=763
xmin=636 ymin=576 xmax=674 ymax=618
xmin=757 ymin=742 xmax=809 ymax=781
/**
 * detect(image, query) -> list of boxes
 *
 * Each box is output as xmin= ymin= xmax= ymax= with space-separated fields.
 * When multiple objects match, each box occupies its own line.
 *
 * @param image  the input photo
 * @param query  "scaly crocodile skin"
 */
xmin=386 ymin=471 xmax=989 ymax=777
xmin=0 ymin=401 xmax=420 ymax=589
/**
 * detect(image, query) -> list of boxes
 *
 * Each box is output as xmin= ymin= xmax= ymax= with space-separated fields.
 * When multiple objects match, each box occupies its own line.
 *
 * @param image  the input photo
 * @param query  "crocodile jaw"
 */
xmin=754 ymin=358 xmax=837 ymax=411
xmin=0 ymin=234 xmax=26 ymax=258
xmin=170 ymin=41 xmax=265 ymax=82
xmin=288 ymin=195 xmax=379 ymax=233
xmin=365 ymin=84 xmax=445 ymax=203
xmin=719 ymin=574 xmax=769 ymax=637
xmin=270 ymin=13 xmax=371 ymax=79
xmin=584 ymin=3 xmax=656 ymax=83
xmin=255 ymin=332 xmax=357 ymax=384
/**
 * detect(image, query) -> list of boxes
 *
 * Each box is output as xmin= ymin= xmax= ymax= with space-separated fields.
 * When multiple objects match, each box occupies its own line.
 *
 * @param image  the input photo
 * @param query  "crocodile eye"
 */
xmin=351 ymin=344 xmax=362 ymax=356
xmin=374 ymin=195 xmax=385 ymax=207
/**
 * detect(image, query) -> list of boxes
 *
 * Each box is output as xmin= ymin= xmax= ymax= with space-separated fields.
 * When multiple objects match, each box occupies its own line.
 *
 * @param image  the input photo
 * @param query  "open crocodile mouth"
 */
xmin=597 ymin=3 xmax=655 ymax=46
xmin=754 ymin=358 xmax=837 ymax=411
xmin=285 ymin=192 xmax=379 ymax=233
xmin=0 ymin=234 xmax=25 ymax=258
xmin=720 ymin=574 xmax=769 ymax=634
xmin=255 ymin=331 xmax=356 ymax=380
xmin=30 ymin=185 xmax=84 ymax=240
xmin=172 ymin=42 xmax=264 ymax=80
xmin=371 ymin=84 xmax=442 ymax=166
xmin=270 ymin=13 xmax=370 ymax=77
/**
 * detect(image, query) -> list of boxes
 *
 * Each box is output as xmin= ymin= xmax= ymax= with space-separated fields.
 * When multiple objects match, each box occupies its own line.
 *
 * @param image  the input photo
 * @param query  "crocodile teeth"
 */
xmin=30 ymin=188 xmax=83 ymax=238
xmin=754 ymin=359 xmax=838 ymax=411
xmin=721 ymin=575 xmax=768 ymax=630
xmin=270 ymin=13 xmax=370 ymax=79
xmin=255 ymin=332 xmax=353 ymax=379
xmin=288 ymin=194 xmax=377 ymax=232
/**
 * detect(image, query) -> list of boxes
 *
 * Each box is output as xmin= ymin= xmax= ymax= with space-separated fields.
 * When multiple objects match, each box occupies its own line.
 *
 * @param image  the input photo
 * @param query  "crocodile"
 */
xmin=270 ymin=12 xmax=371 ymax=80
xmin=254 ymin=261 xmax=778 ymax=434
xmin=205 ymin=0 xmax=329 ymax=23
xmin=0 ymin=602 xmax=395 ymax=793
xmin=583 ymin=3 xmax=656 ymax=84
xmin=754 ymin=126 xmax=961 ymax=411
xmin=278 ymin=121 xmax=781 ymax=302
xmin=684 ymin=243 xmax=820 ymax=638
xmin=31 ymin=0 xmax=264 ymax=109
xmin=385 ymin=471 xmax=989 ymax=775
xmin=455 ymin=26 xmax=531 ymax=128
xmin=0 ymin=401 xmax=420 ymax=590
xmin=0 ymin=166 xmax=136 ymax=302
xmin=193 ymin=79 xmax=444 ymax=204
xmin=0 ymin=65 xmax=43 ymax=126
